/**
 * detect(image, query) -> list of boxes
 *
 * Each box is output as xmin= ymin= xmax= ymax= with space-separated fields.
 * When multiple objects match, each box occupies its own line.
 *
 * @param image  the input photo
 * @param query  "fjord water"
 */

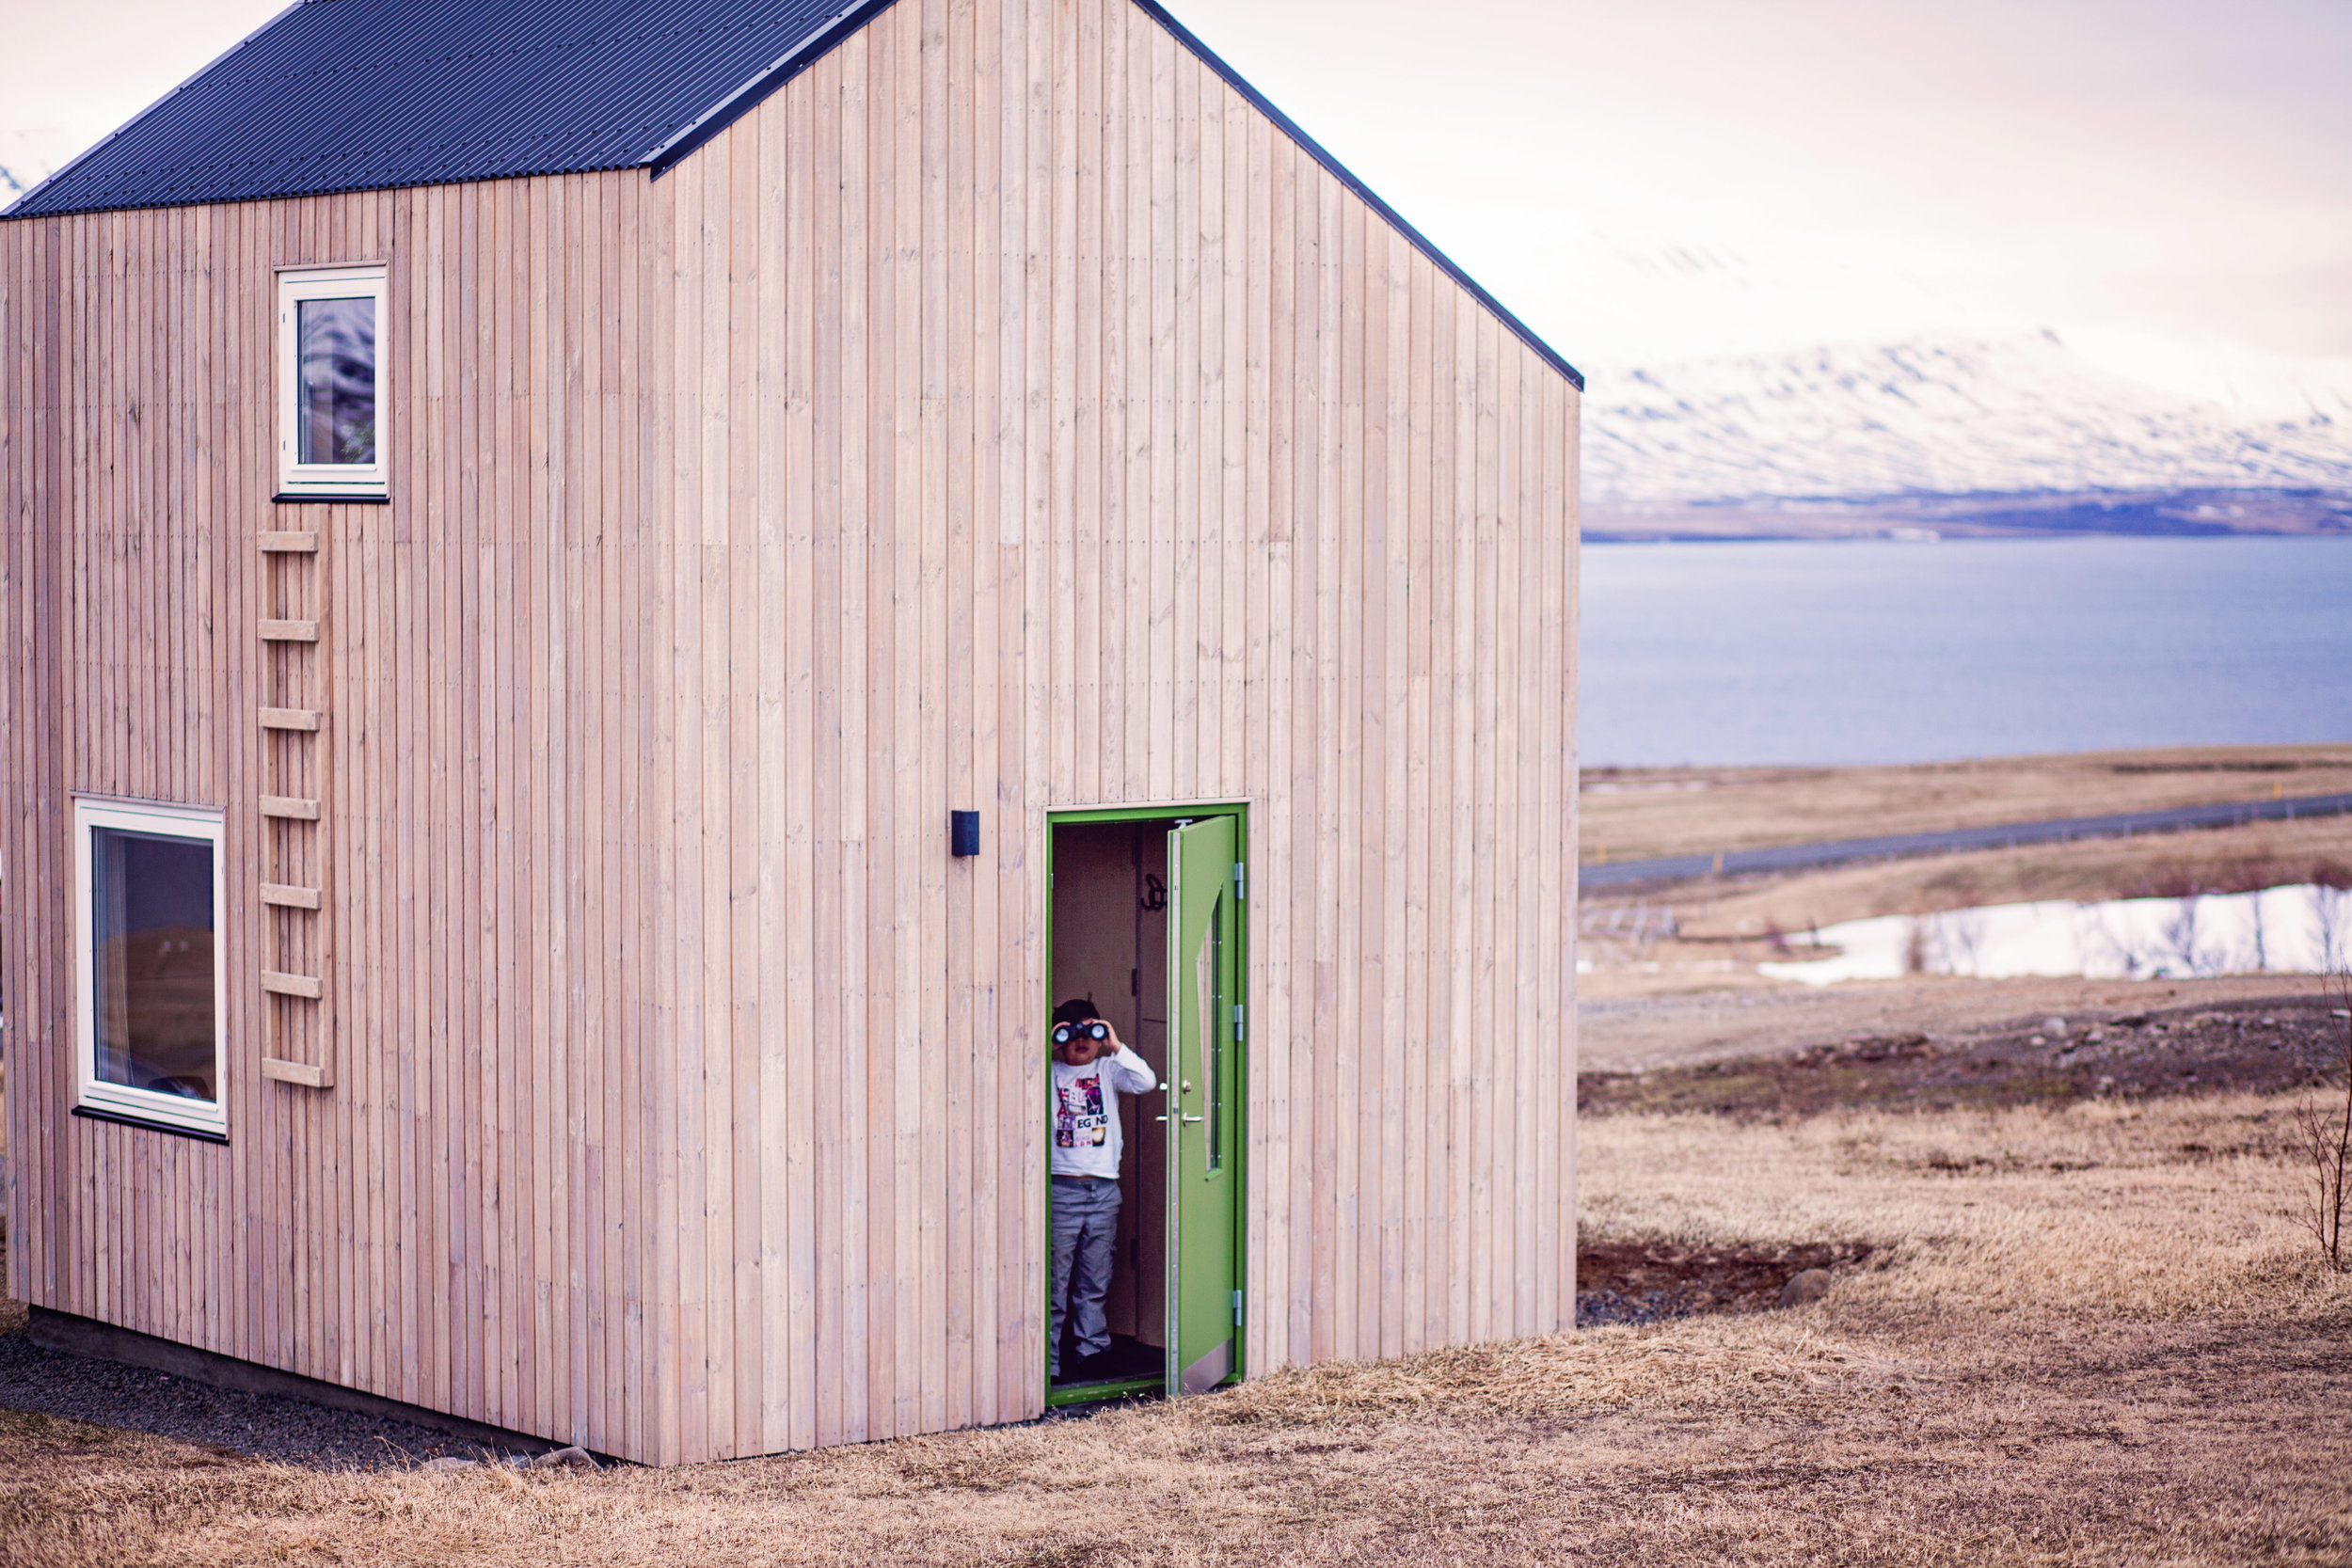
xmin=1579 ymin=537 xmax=2352 ymax=767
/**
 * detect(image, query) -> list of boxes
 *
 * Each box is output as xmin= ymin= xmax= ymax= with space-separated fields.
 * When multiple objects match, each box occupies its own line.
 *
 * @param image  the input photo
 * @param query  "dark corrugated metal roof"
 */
xmin=7 ymin=0 xmax=878 ymax=220
xmin=8 ymin=0 xmax=1580 ymax=388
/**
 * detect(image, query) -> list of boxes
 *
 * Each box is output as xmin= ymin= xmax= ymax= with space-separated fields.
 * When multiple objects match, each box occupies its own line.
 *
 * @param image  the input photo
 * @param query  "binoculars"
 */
xmin=1053 ymin=1021 xmax=1111 ymax=1046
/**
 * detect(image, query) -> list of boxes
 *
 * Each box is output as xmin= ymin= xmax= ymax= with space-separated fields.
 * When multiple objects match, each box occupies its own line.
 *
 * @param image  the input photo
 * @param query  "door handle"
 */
xmin=1181 ymin=1115 xmax=1204 ymax=1124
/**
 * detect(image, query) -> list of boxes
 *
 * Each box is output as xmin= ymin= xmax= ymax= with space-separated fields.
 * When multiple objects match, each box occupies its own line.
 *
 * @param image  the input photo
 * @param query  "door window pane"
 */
xmin=296 ymin=295 xmax=375 ymax=466
xmin=89 ymin=827 xmax=217 ymax=1103
xmin=1194 ymin=892 xmax=1223 ymax=1172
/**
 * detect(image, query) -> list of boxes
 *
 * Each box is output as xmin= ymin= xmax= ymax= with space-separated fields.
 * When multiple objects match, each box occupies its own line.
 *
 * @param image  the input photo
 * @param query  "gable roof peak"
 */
xmin=8 ymin=0 xmax=1579 ymax=389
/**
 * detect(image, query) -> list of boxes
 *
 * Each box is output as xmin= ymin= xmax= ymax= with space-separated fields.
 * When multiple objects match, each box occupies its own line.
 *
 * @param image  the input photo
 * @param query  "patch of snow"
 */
xmin=1759 ymin=883 xmax=2352 ymax=987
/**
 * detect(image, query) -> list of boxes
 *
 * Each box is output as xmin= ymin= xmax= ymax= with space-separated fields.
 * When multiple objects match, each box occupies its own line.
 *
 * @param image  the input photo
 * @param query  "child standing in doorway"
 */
xmin=1048 ymin=998 xmax=1157 ymax=1381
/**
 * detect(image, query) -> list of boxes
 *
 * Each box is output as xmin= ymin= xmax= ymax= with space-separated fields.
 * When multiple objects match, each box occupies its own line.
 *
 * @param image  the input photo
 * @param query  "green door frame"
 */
xmin=1041 ymin=801 xmax=1249 ymax=1408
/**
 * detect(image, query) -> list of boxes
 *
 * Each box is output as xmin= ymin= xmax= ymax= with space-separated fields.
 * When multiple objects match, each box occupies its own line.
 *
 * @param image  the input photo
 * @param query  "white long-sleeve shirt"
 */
xmin=1049 ymin=1045 xmax=1158 ymax=1180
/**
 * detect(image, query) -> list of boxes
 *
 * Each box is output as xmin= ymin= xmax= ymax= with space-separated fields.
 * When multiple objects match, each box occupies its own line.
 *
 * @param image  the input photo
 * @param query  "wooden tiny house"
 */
xmin=0 ymin=0 xmax=1581 ymax=1465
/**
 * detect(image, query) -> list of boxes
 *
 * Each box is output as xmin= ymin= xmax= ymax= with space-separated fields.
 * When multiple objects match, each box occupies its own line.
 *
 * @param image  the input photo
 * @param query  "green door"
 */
xmin=1166 ymin=816 xmax=1242 ymax=1395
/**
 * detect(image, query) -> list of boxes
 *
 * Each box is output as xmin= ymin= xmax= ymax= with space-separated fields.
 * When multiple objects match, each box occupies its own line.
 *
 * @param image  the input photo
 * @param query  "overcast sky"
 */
xmin=6 ymin=0 xmax=2346 ymax=404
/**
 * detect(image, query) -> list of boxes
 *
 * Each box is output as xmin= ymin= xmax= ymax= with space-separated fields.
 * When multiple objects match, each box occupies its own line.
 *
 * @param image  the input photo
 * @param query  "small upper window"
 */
xmin=278 ymin=265 xmax=388 ymax=497
xmin=74 ymin=799 xmax=228 ymax=1136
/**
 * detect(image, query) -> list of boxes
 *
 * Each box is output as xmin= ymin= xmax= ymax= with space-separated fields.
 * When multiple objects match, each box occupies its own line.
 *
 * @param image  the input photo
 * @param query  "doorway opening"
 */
xmin=1046 ymin=808 xmax=1245 ymax=1406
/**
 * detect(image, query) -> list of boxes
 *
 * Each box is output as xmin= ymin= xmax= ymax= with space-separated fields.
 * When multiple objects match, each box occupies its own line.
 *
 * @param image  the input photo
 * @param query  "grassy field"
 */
xmin=7 ymin=1074 xmax=2347 ymax=1565
xmin=1581 ymin=743 xmax=2352 ymax=865
xmin=7 ymin=746 xmax=2348 ymax=1561
xmin=1572 ymin=816 xmax=2352 ymax=1022
xmin=1576 ymin=770 xmax=2351 ymax=1030
xmin=1652 ymin=814 xmax=2352 ymax=942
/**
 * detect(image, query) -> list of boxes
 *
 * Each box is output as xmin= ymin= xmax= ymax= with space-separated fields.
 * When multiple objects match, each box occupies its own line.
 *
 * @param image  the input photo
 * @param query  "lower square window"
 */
xmin=74 ymin=799 xmax=226 ymax=1135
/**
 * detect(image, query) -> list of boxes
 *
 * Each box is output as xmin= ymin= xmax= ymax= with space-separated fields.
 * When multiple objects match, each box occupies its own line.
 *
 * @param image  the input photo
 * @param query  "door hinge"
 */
xmin=1233 ymin=862 xmax=1246 ymax=902
xmin=1232 ymin=1288 xmax=1244 ymax=1324
xmin=1233 ymin=1003 xmax=1245 ymax=1041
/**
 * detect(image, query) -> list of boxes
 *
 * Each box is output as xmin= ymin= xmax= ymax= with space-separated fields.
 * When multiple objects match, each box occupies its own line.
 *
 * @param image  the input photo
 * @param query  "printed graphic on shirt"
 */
xmin=1056 ymin=1072 xmax=1108 ymax=1148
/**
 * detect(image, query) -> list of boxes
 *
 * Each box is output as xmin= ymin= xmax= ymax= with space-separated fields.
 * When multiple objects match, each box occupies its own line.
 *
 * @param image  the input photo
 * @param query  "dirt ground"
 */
xmin=1574 ymin=1238 xmax=1874 ymax=1323
xmin=6 ymin=996 xmax=2349 ymax=1565
xmin=1580 ymin=742 xmax=2352 ymax=864
xmin=1581 ymin=984 xmax=2348 ymax=1117
xmin=1578 ymin=971 xmax=2333 ymax=1072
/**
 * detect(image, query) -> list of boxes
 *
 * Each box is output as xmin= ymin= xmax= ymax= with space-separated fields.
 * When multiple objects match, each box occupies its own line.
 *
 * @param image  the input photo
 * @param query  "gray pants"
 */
xmin=1049 ymin=1177 xmax=1121 ymax=1376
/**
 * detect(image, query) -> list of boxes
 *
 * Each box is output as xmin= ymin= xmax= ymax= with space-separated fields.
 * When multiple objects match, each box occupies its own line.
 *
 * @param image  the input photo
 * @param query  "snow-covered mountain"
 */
xmin=1581 ymin=333 xmax=2352 ymax=506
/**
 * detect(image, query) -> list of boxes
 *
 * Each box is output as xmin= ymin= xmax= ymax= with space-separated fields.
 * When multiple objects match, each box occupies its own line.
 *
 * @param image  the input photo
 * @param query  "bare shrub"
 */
xmin=1936 ymin=908 xmax=1988 ymax=976
xmin=2142 ymin=864 xmax=2207 ymax=899
xmin=2161 ymin=894 xmax=2223 ymax=976
xmin=2292 ymin=973 xmax=2352 ymax=1272
xmin=2142 ymin=851 xmax=2352 ymax=900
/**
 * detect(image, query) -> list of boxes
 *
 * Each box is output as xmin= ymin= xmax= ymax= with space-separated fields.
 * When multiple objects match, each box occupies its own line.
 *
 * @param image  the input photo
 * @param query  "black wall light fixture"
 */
xmin=950 ymin=810 xmax=980 ymax=857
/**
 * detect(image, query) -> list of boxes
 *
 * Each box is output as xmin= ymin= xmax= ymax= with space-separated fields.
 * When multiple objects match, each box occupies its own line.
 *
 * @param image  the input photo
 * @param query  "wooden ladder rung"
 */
xmin=260 ymin=795 xmax=320 ymax=820
xmin=260 ymin=707 xmax=320 ymax=731
xmin=261 ymin=970 xmax=323 ymax=999
xmin=261 ymin=1056 xmax=331 ymax=1088
xmin=259 ymin=531 xmax=320 ymax=553
xmin=260 ymin=619 xmax=319 ymax=641
xmin=260 ymin=882 xmax=323 ymax=909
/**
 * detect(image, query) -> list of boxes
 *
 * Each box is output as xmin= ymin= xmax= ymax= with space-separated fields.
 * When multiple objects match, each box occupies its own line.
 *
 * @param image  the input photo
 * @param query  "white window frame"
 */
xmin=277 ymin=264 xmax=389 ymax=498
xmin=73 ymin=797 xmax=229 ymax=1136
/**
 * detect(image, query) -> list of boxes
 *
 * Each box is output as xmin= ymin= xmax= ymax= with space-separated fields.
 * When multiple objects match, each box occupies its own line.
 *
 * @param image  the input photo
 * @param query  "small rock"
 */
xmin=2029 ymin=1036 xmax=2045 ymax=1046
xmin=2042 ymin=1017 xmax=2068 ymax=1036
xmin=421 ymin=1456 xmax=478 ymax=1473
xmin=532 ymin=1445 xmax=600 ymax=1472
xmin=1777 ymin=1269 xmax=1833 ymax=1308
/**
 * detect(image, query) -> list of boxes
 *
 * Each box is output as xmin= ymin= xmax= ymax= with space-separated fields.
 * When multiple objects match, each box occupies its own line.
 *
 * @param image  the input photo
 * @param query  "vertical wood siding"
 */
xmin=0 ymin=0 xmax=1580 ymax=1466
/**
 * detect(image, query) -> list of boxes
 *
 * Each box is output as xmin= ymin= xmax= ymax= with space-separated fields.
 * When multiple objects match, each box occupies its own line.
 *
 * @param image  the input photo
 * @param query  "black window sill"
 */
xmin=72 ymin=1104 xmax=230 ymax=1145
xmin=272 ymin=493 xmax=390 ymax=505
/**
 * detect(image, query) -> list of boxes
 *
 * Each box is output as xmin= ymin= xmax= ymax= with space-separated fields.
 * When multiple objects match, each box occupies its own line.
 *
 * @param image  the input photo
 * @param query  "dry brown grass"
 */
xmin=1583 ymin=1094 xmax=2348 ymax=1323
xmin=1648 ymin=816 xmax=2352 ymax=943
xmin=1581 ymin=743 xmax=2352 ymax=865
xmin=7 ymin=1093 xmax=2350 ymax=1565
